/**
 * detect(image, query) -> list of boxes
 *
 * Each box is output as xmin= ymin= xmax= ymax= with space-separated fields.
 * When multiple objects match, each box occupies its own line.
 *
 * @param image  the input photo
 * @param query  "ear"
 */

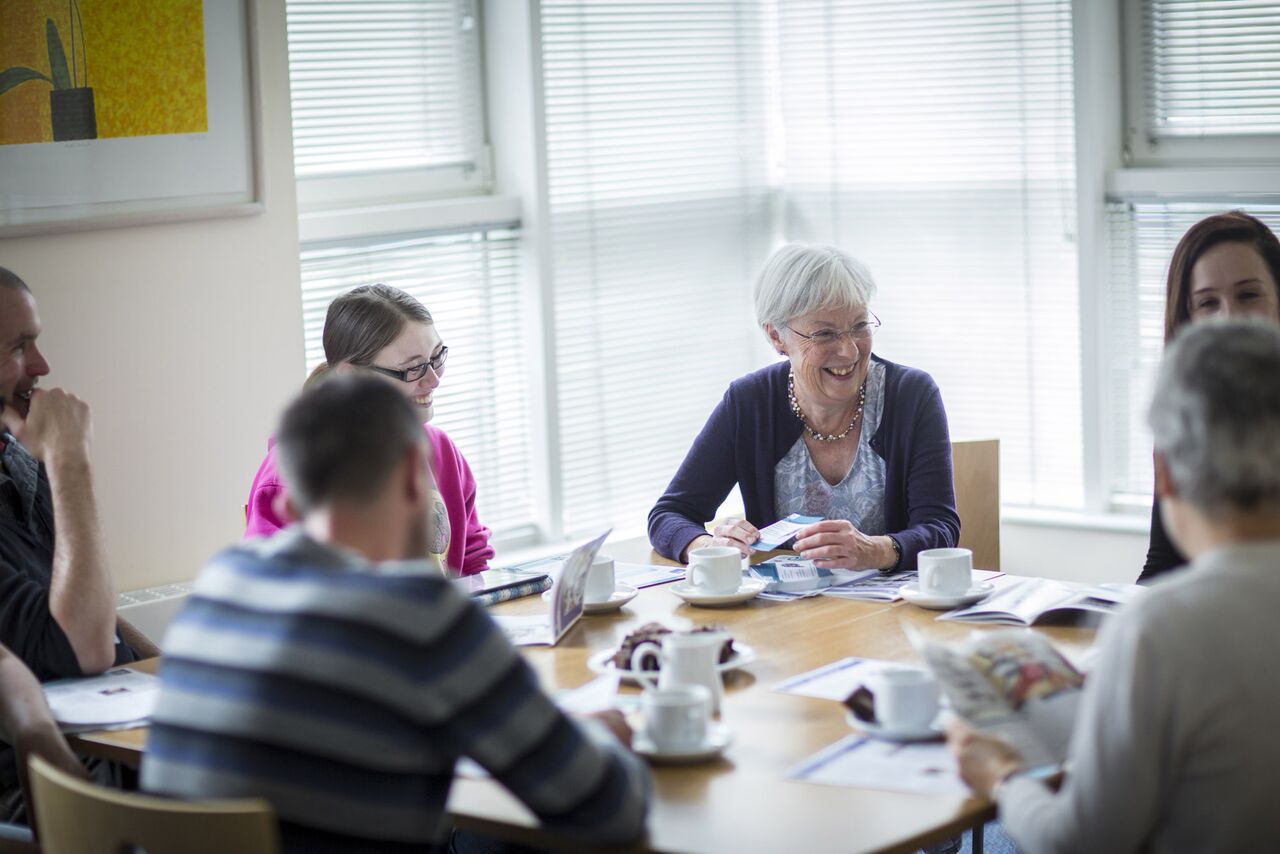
xmin=272 ymin=491 xmax=299 ymax=524
xmin=765 ymin=323 xmax=787 ymax=356
xmin=1153 ymin=451 xmax=1178 ymax=501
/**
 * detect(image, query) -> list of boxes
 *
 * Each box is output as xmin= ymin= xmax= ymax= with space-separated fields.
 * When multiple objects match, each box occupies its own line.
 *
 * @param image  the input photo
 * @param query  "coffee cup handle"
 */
xmin=688 ymin=562 xmax=706 ymax=589
xmin=628 ymin=642 xmax=662 ymax=690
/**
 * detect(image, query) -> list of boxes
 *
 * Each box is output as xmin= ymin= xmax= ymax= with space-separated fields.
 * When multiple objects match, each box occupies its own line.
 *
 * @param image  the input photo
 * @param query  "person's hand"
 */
xmin=15 ymin=719 xmax=90 ymax=800
xmin=793 ymin=520 xmax=892 ymax=570
xmin=684 ymin=519 xmax=759 ymax=561
xmin=945 ymin=718 xmax=1022 ymax=800
xmin=2 ymin=388 xmax=92 ymax=466
xmin=584 ymin=709 xmax=633 ymax=749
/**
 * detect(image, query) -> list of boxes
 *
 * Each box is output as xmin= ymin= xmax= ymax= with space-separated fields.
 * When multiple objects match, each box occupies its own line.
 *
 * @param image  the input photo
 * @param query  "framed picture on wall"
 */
xmin=0 ymin=0 xmax=262 ymax=236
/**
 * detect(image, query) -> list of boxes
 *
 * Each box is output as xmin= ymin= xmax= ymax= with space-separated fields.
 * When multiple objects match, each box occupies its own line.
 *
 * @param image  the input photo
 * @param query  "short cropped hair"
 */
xmin=0 ymin=267 xmax=30 ymax=292
xmin=1149 ymin=319 xmax=1280 ymax=518
xmin=753 ymin=243 xmax=877 ymax=332
xmin=276 ymin=375 xmax=425 ymax=513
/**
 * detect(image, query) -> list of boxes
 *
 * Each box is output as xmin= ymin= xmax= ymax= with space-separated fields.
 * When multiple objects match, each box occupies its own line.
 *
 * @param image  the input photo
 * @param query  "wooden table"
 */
xmin=72 ymin=542 xmax=1095 ymax=854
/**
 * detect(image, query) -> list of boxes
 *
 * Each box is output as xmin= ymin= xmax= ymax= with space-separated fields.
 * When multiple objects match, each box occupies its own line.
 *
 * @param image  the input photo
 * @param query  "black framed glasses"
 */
xmin=786 ymin=313 xmax=881 ymax=347
xmin=366 ymin=346 xmax=448 ymax=383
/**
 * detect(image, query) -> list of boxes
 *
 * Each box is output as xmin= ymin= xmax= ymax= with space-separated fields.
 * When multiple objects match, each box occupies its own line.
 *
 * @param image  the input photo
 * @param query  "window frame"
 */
xmin=1120 ymin=0 xmax=1280 ymax=168
xmin=287 ymin=0 xmax=496 ymax=211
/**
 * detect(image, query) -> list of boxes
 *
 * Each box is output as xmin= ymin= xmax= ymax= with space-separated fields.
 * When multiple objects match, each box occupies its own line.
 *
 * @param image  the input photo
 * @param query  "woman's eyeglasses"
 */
xmin=366 ymin=346 xmax=448 ymax=383
xmin=786 ymin=314 xmax=881 ymax=347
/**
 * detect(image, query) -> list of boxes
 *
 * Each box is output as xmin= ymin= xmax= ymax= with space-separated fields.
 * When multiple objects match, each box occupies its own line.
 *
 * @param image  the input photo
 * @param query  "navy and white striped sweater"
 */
xmin=141 ymin=529 xmax=650 ymax=852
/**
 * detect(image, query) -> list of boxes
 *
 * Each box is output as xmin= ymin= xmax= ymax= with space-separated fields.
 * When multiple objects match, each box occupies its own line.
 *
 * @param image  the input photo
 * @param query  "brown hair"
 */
xmin=305 ymin=284 xmax=433 ymax=388
xmin=1164 ymin=211 xmax=1280 ymax=344
xmin=0 ymin=267 xmax=30 ymax=292
xmin=278 ymin=375 xmax=425 ymax=512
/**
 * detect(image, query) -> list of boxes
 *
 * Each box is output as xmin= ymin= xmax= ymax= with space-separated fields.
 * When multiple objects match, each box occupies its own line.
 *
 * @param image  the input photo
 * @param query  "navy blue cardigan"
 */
xmin=647 ymin=355 xmax=961 ymax=570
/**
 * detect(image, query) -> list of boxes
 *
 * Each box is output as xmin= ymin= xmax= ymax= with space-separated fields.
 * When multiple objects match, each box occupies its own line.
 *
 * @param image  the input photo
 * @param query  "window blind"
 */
xmin=285 ymin=0 xmax=484 ymax=177
xmin=298 ymin=229 xmax=538 ymax=542
xmin=777 ymin=0 xmax=1081 ymax=508
xmin=1142 ymin=0 xmax=1280 ymax=138
xmin=1105 ymin=202 xmax=1280 ymax=507
xmin=540 ymin=1 xmax=773 ymax=539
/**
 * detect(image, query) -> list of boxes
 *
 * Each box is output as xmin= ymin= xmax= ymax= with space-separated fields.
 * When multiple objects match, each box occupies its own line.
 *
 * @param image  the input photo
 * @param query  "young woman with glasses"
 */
xmin=244 ymin=284 xmax=493 ymax=576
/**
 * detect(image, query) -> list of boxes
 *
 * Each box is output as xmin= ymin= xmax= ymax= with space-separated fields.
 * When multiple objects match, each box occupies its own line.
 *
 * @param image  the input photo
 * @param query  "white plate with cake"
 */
xmin=587 ymin=622 xmax=755 ymax=681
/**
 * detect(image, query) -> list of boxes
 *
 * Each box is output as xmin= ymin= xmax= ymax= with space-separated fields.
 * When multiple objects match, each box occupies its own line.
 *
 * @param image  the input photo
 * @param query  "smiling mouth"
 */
xmin=825 ymin=366 xmax=855 ymax=377
xmin=412 ymin=395 xmax=432 ymax=406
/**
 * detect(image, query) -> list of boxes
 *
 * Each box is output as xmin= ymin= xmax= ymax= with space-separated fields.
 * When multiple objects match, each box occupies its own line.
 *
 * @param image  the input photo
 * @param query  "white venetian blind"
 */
xmin=1105 ymin=203 xmax=1280 ymax=506
xmin=1143 ymin=0 xmax=1280 ymax=138
xmin=298 ymin=229 xmax=538 ymax=542
xmin=777 ymin=0 xmax=1081 ymax=508
xmin=540 ymin=1 xmax=773 ymax=538
xmin=285 ymin=0 xmax=484 ymax=177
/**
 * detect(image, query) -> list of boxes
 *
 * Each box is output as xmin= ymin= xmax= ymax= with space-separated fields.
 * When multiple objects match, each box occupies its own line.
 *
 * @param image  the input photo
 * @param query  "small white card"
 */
xmin=771 ymin=656 xmax=903 ymax=701
xmin=751 ymin=513 xmax=822 ymax=551
xmin=789 ymin=735 xmax=968 ymax=796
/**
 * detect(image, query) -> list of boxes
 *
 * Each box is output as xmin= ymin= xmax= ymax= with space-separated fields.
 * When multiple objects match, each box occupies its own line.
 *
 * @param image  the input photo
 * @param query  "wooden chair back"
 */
xmin=27 ymin=756 xmax=280 ymax=854
xmin=950 ymin=438 xmax=1000 ymax=570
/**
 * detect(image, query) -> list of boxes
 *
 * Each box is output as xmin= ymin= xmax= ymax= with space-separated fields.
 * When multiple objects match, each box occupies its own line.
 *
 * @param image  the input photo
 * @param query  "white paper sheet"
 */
xmin=771 ymin=656 xmax=912 ymax=701
xmin=492 ymin=614 xmax=554 ymax=647
xmin=615 ymin=562 xmax=686 ymax=588
xmin=43 ymin=667 xmax=160 ymax=730
xmin=502 ymin=556 xmax=684 ymax=589
xmin=788 ymin=735 xmax=968 ymax=796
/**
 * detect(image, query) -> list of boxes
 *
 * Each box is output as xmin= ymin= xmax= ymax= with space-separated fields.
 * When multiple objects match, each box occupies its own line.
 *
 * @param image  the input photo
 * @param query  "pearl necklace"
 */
xmin=788 ymin=368 xmax=866 ymax=442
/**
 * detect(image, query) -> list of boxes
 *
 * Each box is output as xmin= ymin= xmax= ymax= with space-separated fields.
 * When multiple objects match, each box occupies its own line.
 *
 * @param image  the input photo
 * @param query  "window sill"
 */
xmin=1001 ymin=506 xmax=1150 ymax=535
xmin=1107 ymin=166 xmax=1280 ymax=202
xmin=299 ymin=194 xmax=522 ymax=244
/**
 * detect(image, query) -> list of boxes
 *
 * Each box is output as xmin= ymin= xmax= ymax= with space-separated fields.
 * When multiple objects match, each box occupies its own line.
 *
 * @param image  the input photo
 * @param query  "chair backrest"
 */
xmin=950 ymin=438 xmax=1000 ymax=570
xmin=27 ymin=756 xmax=280 ymax=854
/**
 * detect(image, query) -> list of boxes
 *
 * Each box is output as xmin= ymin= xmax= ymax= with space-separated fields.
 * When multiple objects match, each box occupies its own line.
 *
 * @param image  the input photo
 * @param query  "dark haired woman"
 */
xmin=244 ymin=284 xmax=494 ymax=576
xmin=1140 ymin=211 xmax=1280 ymax=582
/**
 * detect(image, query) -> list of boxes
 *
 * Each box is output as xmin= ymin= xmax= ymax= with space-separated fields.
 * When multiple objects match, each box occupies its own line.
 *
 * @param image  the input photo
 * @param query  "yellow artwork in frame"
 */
xmin=0 ymin=0 xmax=208 ymax=146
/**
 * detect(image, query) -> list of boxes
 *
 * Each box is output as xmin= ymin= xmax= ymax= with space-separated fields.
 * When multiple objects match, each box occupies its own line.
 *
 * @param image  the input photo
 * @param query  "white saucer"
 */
xmin=634 ymin=721 xmax=733 ymax=764
xmin=845 ymin=711 xmax=943 ymax=743
xmin=543 ymin=583 xmax=639 ymax=614
xmin=669 ymin=578 xmax=766 ymax=607
xmin=586 ymin=643 xmax=756 ymax=682
xmin=900 ymin=580 xmax=995 ymax=610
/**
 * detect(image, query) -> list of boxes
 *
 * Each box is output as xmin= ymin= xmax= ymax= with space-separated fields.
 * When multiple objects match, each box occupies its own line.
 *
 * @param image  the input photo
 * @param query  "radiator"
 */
xmin=116 ymin=583 xmax=193 ymax=643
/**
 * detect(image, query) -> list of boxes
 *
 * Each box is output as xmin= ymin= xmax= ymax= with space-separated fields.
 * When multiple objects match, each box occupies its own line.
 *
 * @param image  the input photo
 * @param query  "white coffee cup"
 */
xmin=865 ymin=667 xmax=939 ymax=731
xmin=584 ymin=553 xmax=616 ymax=604
xmin=642 ymin=684 xmax=711 ymax=752
xmin=917 ymin=547 xmax=973 ymax=597
xmin=687 ymin=546 xmax=742 ymax=595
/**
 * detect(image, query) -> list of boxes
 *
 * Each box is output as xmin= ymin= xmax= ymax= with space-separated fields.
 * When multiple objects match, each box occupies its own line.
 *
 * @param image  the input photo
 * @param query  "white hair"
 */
xmin=1149 ymin=319 xmax=1280 ymax=518
xmin=753 ymin=243 xmax=877 ymax=333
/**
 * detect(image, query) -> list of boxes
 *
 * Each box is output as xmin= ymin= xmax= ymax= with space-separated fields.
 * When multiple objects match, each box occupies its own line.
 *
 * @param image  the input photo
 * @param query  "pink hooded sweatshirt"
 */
xmin=244 ymin=424 xmax=494 ymax=576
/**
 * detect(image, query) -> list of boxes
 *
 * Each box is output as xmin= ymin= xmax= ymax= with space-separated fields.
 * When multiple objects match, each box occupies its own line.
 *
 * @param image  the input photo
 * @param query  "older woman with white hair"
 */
xmin=948 ymin=318 xmax=1280 ymax=852
xmin=648 ymin=243 xmax=960 ymax=570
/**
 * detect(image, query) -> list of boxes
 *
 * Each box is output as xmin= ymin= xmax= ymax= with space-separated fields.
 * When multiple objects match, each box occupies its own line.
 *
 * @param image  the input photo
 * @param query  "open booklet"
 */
xmin=937 ymin=576 xmax=1143 ymax=626
xmin=909 ymin=625 xmax=1083 ymax=769
xmin=491 ymin=530 xmax=609 ymax=647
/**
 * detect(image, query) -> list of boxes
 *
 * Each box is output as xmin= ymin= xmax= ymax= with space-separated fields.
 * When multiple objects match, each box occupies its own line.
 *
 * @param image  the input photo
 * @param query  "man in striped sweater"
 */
xmin=141 ymin=376 xmax=651 ymax=852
